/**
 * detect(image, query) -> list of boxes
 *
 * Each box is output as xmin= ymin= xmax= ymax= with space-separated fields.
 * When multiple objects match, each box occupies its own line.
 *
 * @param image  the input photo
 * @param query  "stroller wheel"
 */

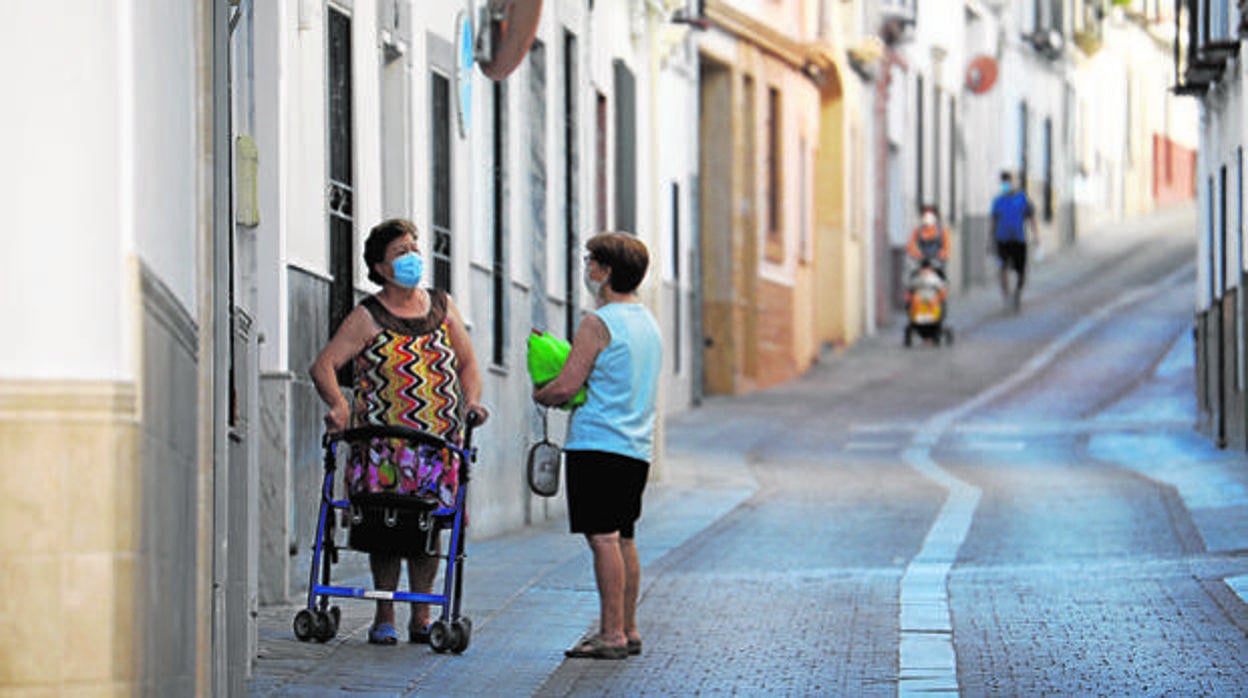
xmin=293 ymin=609 xmax=316 ymax=642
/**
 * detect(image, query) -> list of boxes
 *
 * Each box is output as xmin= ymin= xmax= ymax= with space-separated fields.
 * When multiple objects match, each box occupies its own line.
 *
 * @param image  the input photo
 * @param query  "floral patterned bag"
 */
xmin=345 ymin=436 xmax=459 ymax=510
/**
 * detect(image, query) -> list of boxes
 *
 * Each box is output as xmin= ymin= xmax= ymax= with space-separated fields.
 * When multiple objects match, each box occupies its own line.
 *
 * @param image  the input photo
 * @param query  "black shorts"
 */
xmin=996 ymin=240 xmax=1027 ymax=274
xmin=565 ymin=450 xmax=650 ymax=538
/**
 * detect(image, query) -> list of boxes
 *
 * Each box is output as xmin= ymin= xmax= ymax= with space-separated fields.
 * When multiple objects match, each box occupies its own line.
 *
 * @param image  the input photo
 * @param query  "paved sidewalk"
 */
xmin=249 ymin=205 xmax=1248 ymax=695
xmin=1087 ymin=329 xmax=1248 ymax=604
xmin=247 ymin=431 xmax=758 ymax=696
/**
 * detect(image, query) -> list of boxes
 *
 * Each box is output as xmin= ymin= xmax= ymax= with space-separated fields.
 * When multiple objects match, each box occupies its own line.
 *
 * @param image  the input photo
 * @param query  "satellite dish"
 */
xmin=476 ymin=0 xmax=543 ymax=81
xmin=965 ymin=55 xmax=998 ymax=95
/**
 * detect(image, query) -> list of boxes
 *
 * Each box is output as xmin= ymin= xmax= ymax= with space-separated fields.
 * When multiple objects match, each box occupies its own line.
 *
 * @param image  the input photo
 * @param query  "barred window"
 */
xmin=430 ymin=71 xmax=452 ymax=293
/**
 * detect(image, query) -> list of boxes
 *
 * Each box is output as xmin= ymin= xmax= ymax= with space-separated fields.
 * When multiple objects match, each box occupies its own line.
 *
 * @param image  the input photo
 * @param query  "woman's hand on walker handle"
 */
xmin=323 ymin=402 xmax=350 ymax=433
xmin=466 ymin=404 xmax=490 ymax=427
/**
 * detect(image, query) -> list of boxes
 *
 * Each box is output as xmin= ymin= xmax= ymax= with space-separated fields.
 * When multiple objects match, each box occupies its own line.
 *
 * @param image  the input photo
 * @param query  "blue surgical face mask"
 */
xmin=390 ymin=251 xmax=424 ymax=288
xmin=1001 ymin=182 xmax=1012 ymax=194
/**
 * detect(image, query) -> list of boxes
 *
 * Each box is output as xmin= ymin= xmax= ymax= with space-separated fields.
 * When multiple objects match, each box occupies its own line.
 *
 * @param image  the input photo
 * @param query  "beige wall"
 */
xmin=814 ymin=63 xmax=866 ymax=349
xmin=0 ymin=258 xmax=205 ymax=696
xmin=0 ymin=381 xmax=140 ymax=694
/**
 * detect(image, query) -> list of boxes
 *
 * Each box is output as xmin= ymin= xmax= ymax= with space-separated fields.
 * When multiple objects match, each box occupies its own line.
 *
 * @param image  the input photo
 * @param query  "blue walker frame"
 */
xmin=292 ymin=420 xmax=479 ymax=653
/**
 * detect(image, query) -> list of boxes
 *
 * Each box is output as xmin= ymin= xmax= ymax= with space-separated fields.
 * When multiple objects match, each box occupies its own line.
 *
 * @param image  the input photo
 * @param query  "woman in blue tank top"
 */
xmin=533 ymin=232 xmax=662 ymax=660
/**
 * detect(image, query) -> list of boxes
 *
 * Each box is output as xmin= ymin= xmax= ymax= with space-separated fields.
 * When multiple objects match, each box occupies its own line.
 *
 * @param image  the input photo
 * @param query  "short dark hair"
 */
xmin=586 ymin=231 xmax=649 ymax=294
xmin=1000 ymin=170 xmax=1013 ymax=184
xmin=364 ymin=219 xmax=418 ymax=285
xmin=921 ymin=203 xmax=938 ymax=215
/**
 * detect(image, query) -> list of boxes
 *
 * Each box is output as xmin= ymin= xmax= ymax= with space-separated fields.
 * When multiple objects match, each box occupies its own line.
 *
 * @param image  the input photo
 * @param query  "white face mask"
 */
xmin=583 ymin=265 xmax=604 ymax=298
xmin=922 ymin=212 xmax=937 ymax=227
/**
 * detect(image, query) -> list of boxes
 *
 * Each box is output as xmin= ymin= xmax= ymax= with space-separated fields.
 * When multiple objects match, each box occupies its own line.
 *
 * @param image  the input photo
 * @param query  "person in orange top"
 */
xmin=904 ymin=204 xmax=950 ymax=308
xmin=906 ymin=203 xmax=951 ymax=277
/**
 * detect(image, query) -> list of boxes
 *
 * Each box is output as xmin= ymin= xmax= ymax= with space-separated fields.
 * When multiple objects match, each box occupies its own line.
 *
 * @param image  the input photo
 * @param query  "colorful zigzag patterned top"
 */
xmin=345 ymin=291 xmax=463 ymax=507
xmin=351 ymin=291 xmax=463 ymax=440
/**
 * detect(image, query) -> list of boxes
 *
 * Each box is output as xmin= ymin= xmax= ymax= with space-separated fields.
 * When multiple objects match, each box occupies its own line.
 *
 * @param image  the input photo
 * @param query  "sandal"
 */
xmin=564 ymin=634 xmax=628 ymax=660
xmin=368 ymin=622 xmax=399 ymax=645
xmin=408 ymin=619 xmax=430 ymax=644
xmin=627 ymin=637 xmax=642 ymax=656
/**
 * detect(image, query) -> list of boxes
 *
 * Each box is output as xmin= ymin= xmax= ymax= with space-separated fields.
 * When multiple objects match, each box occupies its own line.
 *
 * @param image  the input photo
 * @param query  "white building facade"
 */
xmin=1177 ymin=0 xmax=1248 ymax=449
xmin=1072 ymin=2 xmax=1198 ymax=231
xmin=0 ymin=0 xmax=702 ymax=693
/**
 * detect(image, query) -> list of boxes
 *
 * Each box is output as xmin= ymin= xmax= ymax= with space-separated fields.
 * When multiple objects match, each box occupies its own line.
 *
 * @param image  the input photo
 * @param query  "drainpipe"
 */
xmin=209 ymin=0 xmax=232 ymax=693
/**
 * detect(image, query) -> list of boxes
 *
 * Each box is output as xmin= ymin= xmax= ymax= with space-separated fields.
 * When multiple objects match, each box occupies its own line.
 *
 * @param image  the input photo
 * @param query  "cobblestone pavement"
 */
xmin=249 ymin=205 xmax=1248 ymax=696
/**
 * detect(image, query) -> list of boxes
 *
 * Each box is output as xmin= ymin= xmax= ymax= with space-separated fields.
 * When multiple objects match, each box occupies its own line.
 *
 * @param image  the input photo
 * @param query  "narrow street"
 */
xmin=250 ymin=206 xmax=1248 ymax=696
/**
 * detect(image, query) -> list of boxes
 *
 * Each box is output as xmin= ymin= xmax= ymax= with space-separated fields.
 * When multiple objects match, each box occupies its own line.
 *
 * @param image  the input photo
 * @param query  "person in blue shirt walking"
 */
xmin=990 ymin=170 xmax=1039 ymax=311
xmin=534 ymin=231 xmax=662 ymax=660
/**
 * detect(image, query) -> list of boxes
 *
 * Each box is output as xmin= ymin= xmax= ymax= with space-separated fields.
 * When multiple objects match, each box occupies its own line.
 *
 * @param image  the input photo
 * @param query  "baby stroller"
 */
xmin=903 ymin=259 xmax=954 ymax=347
xmin=292 ymin=415 xmax=480 ymax=653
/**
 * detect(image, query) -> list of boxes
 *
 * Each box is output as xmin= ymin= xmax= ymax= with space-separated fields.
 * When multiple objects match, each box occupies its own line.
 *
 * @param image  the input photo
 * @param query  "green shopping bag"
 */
xmin=527 ymin=329 xmax=587 ymax=410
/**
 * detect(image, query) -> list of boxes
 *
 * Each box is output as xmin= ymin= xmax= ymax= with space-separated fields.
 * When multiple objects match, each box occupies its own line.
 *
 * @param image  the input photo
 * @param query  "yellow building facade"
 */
xmin=697 ymin=0 xmax=868 ymax=394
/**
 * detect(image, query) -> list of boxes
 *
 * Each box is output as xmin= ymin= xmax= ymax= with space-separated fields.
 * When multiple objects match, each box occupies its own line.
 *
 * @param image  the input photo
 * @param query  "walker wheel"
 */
xmin=451 ymin=618 xmax=472 ymax=654
xmin=313 ymin=609 xmax=337 ymax=643
xmin=429 ymin=620 xmax=452 ymax=653
xmin=293 ymin=609 xmax=316 ymax=642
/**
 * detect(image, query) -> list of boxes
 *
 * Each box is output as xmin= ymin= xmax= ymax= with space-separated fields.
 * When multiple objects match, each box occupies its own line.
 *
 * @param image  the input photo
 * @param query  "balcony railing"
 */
xmin=1174 ymin=0 xmax=1241 ymax=95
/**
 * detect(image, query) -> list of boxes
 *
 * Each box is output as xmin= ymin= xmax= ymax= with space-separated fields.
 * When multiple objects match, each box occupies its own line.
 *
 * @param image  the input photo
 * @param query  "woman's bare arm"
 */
xmin=309 ymin=305 xmax=375 ymax=431
xmin=533 ymin=314 xmax=608 ymax=407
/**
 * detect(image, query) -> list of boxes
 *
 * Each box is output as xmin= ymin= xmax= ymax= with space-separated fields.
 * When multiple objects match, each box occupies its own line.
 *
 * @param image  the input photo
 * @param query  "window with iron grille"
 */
xmin=327 ymin=7 xmax=355 ymax=386
xmin=430 ymin=71 xmax=452 ymax=293
xmin=949 ymin=96 xmax=957 ymax=223
xmin=671 ymin=181 xmax=682 ymax=373
xmin=1042 ymin=117 xmax=1054 ymax=222
xmin=564 ymin=31 xmax=579 ymax=340
xmin=1220 ymin=165 xmax=1229 ymax=299
xmin=934 ymin=86 xmax=942 ymax=212
xmin=1237 ymin=147 xmax=1244 ymax=390
xmin=491 ymin=80 xmax=509 ymax=367
xmin=916 ymin=75 xmax=924 ymax=210
xmin=766 ymin=86 xmax=782 ymax=244
xmin=1018 ymin=101 xmax=1029 ymax=187
xmin=1207 ymin=0 xmax=1231 ymax=43
xmin=596 ymin=92 xmax=608 ymax=234
xmin=1208 ymin=175 xmax=1216 ymax=302
xmin=614 ymin=60 xmax=637 ymax=235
